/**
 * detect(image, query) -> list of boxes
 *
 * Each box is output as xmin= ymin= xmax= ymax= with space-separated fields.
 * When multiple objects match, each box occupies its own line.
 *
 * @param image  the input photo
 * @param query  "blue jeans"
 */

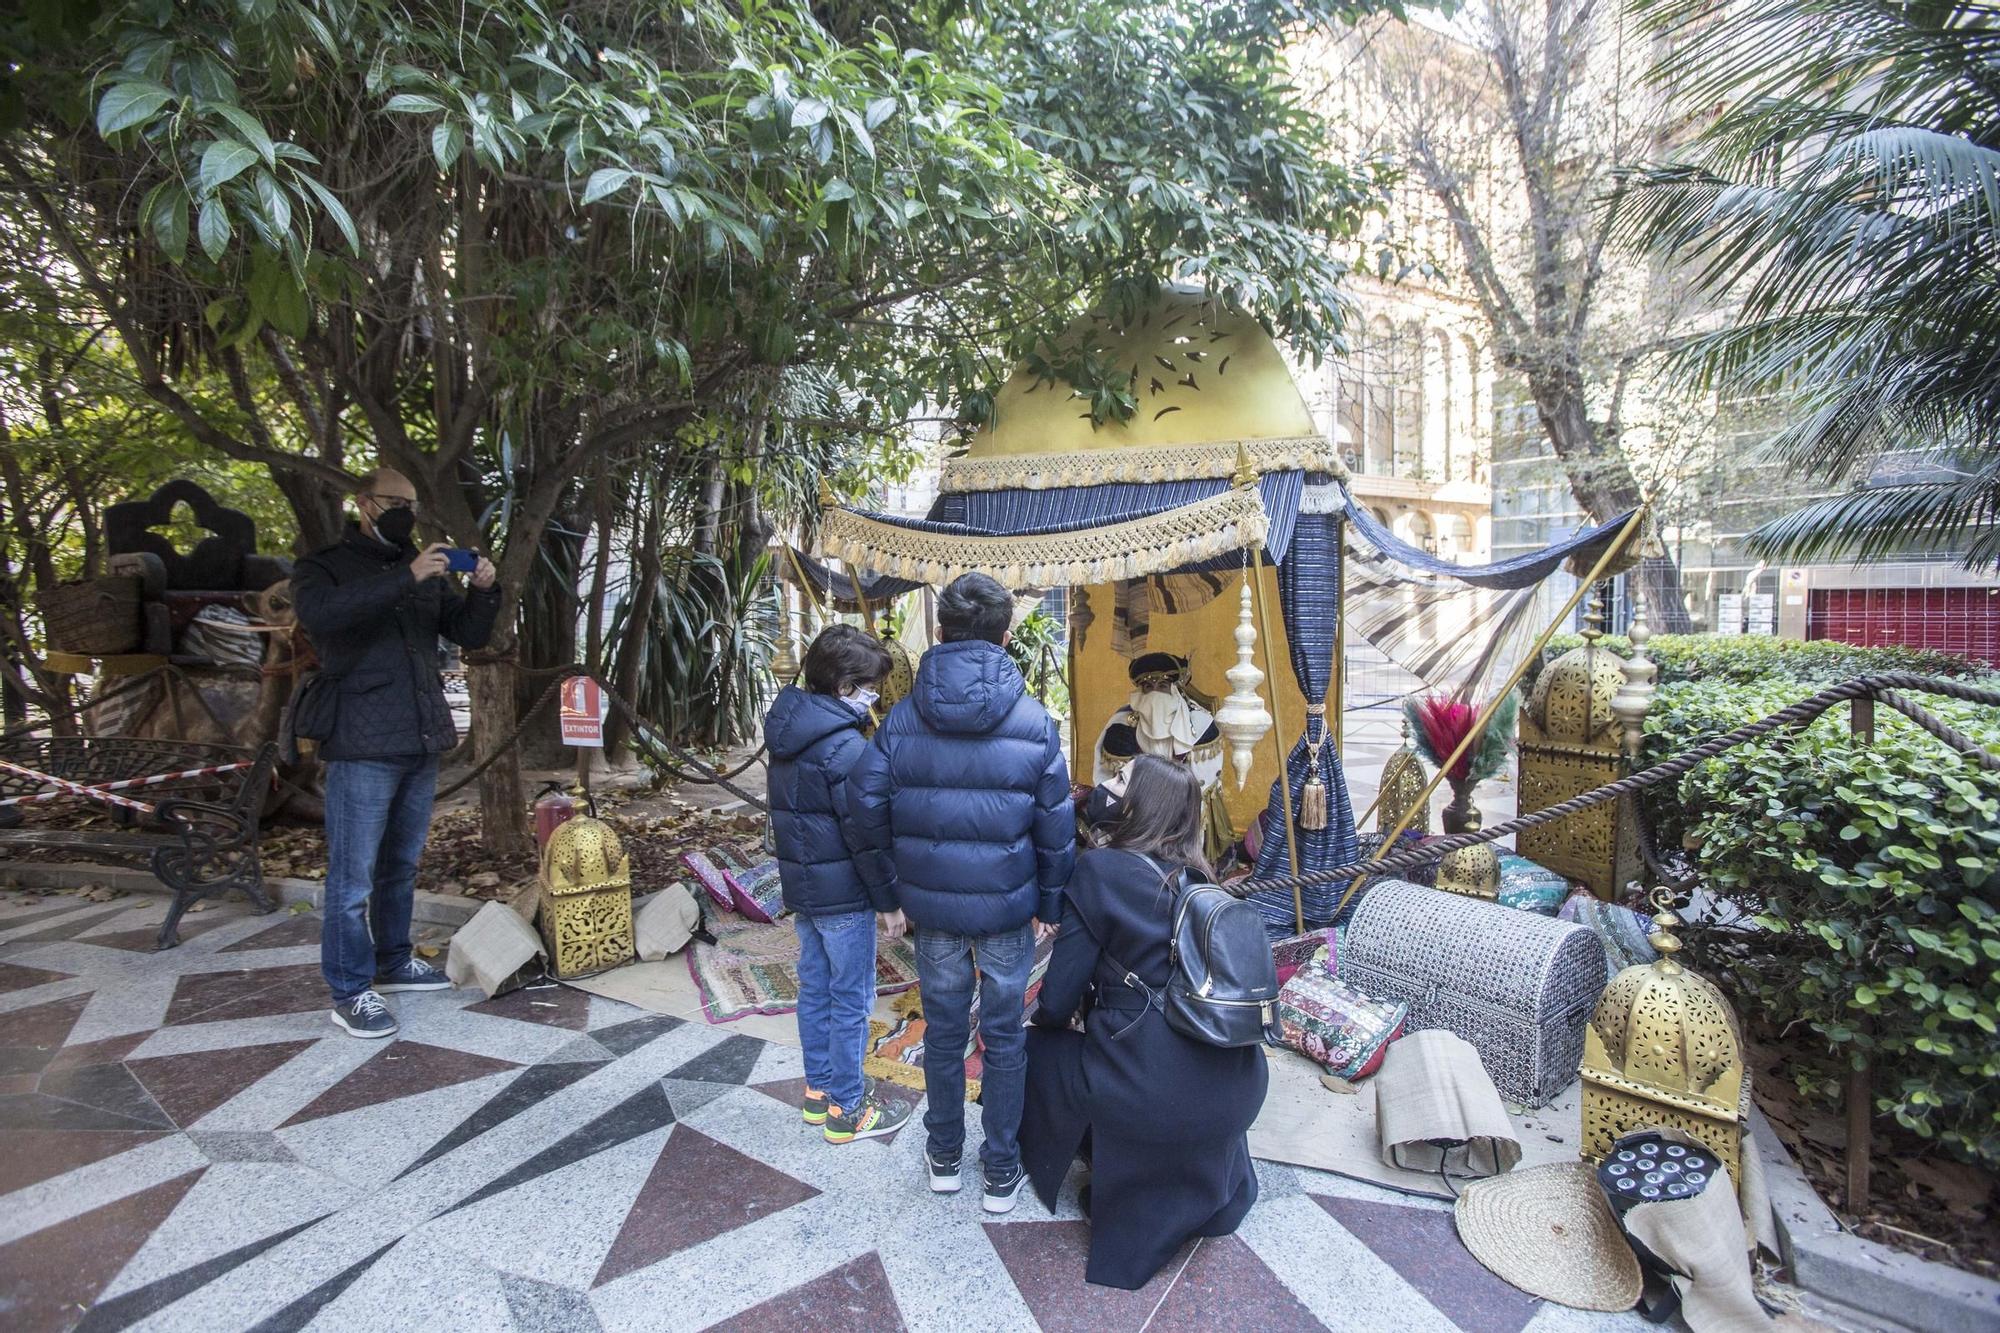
xmin=794 ymin=911 xmax=877 ymax=1111
xmin=913 ymin=924 xmax=1033 ymax=1178
xmin=322 ymin=755 xmax=438 ymax=1002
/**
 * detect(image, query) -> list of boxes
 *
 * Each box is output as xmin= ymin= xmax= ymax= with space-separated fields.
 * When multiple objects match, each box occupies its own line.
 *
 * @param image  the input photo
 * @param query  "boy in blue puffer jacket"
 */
xmin=849 ymin=573 xmax=1076 ymax=1213
xmin=764 ymin=625 xmax=914 ymax=1145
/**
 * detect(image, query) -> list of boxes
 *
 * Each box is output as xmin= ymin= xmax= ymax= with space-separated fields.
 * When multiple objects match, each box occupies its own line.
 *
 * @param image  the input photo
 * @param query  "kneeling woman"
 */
xmin=1020 ymin=753 xmax=1269 ymax=1289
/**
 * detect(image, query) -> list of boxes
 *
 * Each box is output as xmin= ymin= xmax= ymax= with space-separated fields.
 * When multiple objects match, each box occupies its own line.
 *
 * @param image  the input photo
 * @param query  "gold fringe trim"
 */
xmin=939 ymin=439 xmax=1348 ymax=494
xmin=821 ymin=488 xmax=1271 ymax=591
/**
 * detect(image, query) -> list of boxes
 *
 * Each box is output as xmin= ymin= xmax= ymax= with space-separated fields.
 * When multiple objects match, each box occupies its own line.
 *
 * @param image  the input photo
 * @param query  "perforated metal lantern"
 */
xmin=1517 ymin=595 xmax=1643 ymax=898
xmin=1581 ymin=893 xmax=1748 ymax=1203
xmin=1434 ymin=809 xmax=1499 ymax=899
xmin=536 ymin=815 xmax=636 ymax=979
xmin=1378 ymin=718 xmax=1431 ymax=836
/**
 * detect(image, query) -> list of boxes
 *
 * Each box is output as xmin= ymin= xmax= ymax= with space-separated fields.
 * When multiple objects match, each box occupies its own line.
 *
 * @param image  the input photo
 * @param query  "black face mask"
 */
xmin=373 ymin=506 xmax=416 ymax=548
xmin=1085 ymin=784 xmax=1126 ymax=831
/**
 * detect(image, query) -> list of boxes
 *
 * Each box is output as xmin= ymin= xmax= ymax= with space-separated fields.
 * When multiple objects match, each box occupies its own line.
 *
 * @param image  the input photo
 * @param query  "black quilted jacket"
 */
xmin=292 ymin=524 xmax=502 ymax=761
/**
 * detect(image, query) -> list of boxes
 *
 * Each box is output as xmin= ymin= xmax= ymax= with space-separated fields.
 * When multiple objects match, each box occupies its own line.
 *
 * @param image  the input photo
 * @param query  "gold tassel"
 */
xmin=1300 ymin=772 xmax=1328 ymax=831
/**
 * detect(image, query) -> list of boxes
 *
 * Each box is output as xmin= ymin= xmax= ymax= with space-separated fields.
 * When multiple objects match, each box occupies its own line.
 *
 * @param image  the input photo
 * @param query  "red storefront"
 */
xmin=1807 ymin=585 xmax=2000 ymax=665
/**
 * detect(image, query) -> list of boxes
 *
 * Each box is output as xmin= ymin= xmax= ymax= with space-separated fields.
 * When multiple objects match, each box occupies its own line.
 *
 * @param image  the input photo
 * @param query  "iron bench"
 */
xmin=0 ymin=736 xmax=278 ymax=948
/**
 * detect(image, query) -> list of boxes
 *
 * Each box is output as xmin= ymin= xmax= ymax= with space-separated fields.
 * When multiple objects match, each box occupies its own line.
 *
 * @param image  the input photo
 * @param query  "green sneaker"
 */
xmin=823 ymin=1092 xmax=913 ymax=1145
xmin=801 ymin=1087 xmax=830 ymax=1125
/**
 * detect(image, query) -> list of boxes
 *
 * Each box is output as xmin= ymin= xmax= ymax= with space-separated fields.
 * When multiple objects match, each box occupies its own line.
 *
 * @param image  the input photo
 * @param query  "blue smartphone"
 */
xmin=444 ymin=548 xmax=479 ymax=573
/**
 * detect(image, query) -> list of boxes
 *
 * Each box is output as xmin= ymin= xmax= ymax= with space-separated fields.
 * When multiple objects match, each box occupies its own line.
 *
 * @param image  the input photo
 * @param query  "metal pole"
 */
xmin=1332 ymin=514 xmax=1346 ymax=752
xmin=1249 ymin=547 xmax=1304 ymax=933
xmin=1335 ymin=508 xmax=1650 ymax=916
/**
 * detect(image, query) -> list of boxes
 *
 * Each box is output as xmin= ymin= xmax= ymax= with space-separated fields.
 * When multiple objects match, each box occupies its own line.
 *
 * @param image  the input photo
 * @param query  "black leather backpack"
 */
xmin=1110 ymin=859 xmax=1283 ymax=1049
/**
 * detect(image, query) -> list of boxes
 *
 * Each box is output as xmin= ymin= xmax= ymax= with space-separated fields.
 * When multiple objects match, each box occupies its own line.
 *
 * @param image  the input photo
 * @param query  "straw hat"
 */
xmin=1454 ymin=1161 xmax=1641 ymax=1312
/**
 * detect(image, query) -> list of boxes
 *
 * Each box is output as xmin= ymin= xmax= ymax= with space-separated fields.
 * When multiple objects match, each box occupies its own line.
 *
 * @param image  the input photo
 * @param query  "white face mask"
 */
xmin=843 ymin=687 xmax=879 ymax=713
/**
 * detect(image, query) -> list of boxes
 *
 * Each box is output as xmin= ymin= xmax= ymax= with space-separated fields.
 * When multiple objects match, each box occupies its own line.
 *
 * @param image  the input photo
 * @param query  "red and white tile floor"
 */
xmin=0 ymin=890 xmax=1660 ymax=1333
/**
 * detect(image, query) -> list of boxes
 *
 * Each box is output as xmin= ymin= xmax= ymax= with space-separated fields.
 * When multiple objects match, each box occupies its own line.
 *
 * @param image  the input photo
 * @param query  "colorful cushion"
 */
xmin=1275 ymin=959 xmax=1408 ymax=1081
xmin=680 ymin=843 xmax=754 ymax=911
xmin=726 ymin=859 xmax=786 ymax=924
xmin=1496 ymin=854 xmax=1573 ymax=917
xmin=1558 ymin=892 xmax=1659 ymax=977
xmin=1271 ymin=927 xmax=1340 ymax=986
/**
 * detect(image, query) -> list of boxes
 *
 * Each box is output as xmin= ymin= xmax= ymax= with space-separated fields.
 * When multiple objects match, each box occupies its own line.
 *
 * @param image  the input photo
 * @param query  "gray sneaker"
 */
xmin=332 ymin=990 xmax=398 ymax=1038
xmin=374 ymin=957 xmax=450 ymax=992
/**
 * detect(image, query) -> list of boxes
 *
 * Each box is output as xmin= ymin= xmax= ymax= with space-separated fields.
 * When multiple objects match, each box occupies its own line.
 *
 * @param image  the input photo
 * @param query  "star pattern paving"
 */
xmin=0 ymin=890 xmax=1664 ymax=1332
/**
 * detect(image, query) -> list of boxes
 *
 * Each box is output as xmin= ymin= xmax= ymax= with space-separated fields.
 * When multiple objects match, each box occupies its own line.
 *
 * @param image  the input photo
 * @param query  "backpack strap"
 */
xmin=1091 ymin=851 xmax=1194 ymax=1009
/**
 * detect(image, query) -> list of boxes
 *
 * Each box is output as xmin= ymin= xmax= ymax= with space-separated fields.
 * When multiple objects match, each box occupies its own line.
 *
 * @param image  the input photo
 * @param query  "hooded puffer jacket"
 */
xmin=849 ymin=639 xmax=1075 ymax=936
xmin=763 ymin=684 xmax=889 ymax=918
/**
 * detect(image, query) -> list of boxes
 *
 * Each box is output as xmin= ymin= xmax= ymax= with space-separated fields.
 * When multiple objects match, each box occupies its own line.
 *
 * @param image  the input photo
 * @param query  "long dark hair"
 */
xmin=1106 ymin=753 xmax=1210 ymax=877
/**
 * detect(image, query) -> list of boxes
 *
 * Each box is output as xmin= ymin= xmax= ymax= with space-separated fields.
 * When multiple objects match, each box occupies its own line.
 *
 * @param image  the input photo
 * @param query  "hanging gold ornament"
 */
xmin=1214 ymin=575 xmax=1272 ymax=790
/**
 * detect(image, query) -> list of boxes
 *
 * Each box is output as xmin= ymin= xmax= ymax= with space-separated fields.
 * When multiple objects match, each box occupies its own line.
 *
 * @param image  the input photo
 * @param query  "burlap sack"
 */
xmin=636 ymin=885 xmax=702 ymax=961
xmin=1375 ymin=1029 xmax=1521 ymax=1179
xmin=446 ymin=900 xmax=545 ymax=998
xmin=1624 ymin=1154 xmax=1775 ymax=1331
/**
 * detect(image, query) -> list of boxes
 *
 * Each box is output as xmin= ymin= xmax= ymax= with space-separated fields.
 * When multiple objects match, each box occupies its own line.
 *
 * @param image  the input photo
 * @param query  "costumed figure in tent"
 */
xmin=1093 ymin=651 xmax=1234 ymax=865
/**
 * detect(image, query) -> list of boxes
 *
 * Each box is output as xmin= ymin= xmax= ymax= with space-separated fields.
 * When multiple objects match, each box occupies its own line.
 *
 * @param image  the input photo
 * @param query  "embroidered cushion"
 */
xmin=1275 ymin=955 xmax=1407 ymax=1081
xmin=681 ymin=843 xmax=754 ymax=911
xmin=1497 ymin=854 xmax=1573 ymax=916
xmin=726 ymin=859 xmax=786 ymax=924
xmin=1271 ymin=926 xmax=1340 ymax=986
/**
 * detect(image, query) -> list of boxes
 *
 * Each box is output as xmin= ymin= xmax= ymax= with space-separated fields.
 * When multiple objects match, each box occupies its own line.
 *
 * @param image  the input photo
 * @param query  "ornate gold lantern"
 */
xmin=536 ymin=815 xmax=636 ymax=979
xmin=1434 ymin=808 xmax=1499 ymax=898
xmin=1517 ymin=588 xmax=1643 ymax=897
xmin=1581 ymin=892 xmax=1748 ymax=1201
xmin=1378 ymin=718 xmax=1431 ymax=835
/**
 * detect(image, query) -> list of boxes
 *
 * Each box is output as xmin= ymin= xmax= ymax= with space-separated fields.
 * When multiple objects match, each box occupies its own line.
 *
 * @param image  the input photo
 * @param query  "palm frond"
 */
xmin=1746 ymin=479 xmax=2000 ymax=567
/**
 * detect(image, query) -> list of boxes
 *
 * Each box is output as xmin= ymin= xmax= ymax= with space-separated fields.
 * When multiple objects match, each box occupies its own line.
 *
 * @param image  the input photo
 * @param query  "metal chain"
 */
xmin=1256 ymin=673 xmax=2000 ymax=906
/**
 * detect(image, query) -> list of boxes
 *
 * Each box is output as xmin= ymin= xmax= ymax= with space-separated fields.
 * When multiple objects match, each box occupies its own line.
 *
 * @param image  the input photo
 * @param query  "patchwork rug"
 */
xmin=686 ymin=917 xmax=921 ymax=1023
xmin=864 ymin=942 xmax=1054 ymax=1104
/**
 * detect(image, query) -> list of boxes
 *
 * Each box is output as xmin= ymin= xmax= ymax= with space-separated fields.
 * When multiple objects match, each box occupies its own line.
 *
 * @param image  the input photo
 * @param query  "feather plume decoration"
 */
xmin=1402 ymin=691 xmax=1520 ymax=786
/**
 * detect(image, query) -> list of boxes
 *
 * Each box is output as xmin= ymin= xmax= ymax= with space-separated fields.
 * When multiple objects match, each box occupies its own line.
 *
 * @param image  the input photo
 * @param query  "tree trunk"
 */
xmin=602 ymin=485 xmax=665 ymax=762
xmin=1531 ymin=384 xmax=1697 ymax=631
xmin=271 ymin=470 xmax=346 ymax=555
xmin=466 ymin=642 xmax=530 ymax=859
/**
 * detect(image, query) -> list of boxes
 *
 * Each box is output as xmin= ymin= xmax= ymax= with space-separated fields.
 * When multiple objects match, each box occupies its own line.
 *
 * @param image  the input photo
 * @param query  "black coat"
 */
xmin=849 ymin=640 xmax=1074 ymax=936
xmin=1020 ymin=847 xmax=1269 ymax=1290
xmin=292 ymin=524 xmax=501 ymax=761
xmin=763 ymin=685 xmax=891 ymax=917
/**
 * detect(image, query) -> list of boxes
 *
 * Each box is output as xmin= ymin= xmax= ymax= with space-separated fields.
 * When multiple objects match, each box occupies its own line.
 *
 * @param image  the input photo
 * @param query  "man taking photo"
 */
xmin=850 ymin=571 xmax=1075 ymax=1213
xmin=293 ymin=466 xmax=501 ymax=1038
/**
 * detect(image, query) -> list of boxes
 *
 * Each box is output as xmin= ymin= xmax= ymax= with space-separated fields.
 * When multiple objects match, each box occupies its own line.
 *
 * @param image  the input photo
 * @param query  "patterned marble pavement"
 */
xmin=0 ymin=889 xmax=1666 ymax=1333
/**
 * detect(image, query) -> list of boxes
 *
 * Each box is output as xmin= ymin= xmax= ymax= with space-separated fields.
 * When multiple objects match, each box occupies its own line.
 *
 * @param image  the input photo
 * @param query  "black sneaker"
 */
xmin=374 ymin=958 xmax=450 ymax=992
xmin=926 ymin=1149 xmax=963 ymax=1194
xmin=983 ymin=1164 xmax=1026 ymax=1214
xmin=331 ymin=990 xmax=398 ymax=1039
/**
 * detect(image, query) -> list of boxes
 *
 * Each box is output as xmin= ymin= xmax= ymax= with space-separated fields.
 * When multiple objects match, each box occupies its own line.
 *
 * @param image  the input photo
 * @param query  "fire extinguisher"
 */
xmin=533 ymin=782 xmax=577 ymax=849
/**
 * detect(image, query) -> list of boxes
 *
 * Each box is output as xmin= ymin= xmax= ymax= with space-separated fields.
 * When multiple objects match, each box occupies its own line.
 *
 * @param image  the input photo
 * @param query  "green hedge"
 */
xmin=1525 ymin=632 xmax=1987 ymax=692
xmin=1638 ymin=676 xmax=2000 ymax=1166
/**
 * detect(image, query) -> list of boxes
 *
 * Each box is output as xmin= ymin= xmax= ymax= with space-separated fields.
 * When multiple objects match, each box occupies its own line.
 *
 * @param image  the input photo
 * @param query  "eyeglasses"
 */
xmin=364 ymin=493 xmax=420 ymax=513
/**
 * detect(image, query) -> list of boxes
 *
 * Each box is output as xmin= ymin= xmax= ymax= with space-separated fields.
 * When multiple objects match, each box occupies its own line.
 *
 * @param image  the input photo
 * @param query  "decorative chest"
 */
xmin=537 ymin=815 xmax=636 ymax=979
xmin=1341 ymin=880 xmax=1608 ymax=1107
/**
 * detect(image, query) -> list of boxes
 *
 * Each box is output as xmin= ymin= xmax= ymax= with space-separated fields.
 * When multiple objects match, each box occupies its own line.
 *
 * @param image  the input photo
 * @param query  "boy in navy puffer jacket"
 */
xmin=764 ymin=625 xmax=913 ymax=1145
xmin=850 ymin=573 xmax=1076 ymax=1212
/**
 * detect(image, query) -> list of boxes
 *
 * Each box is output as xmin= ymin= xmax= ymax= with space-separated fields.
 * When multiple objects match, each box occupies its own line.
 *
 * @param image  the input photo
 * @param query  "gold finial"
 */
xmin=1232 ymin=442 xmax=1256 ymax=488
xmin=1648 ymin=885 xmax=1684 ymax=973
xmin=817 ymin=476 xmax=838 ymax=510
xmin=1580 ymin=582 xmax=1609 ymax=644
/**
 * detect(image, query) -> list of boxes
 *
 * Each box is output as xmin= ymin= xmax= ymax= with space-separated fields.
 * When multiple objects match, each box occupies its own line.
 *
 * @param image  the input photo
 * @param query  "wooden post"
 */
xmin=1846 ymin=693 xmax=1876 ymax=1214
xmin=1248 ymin=549 xmax=1304 ymax=933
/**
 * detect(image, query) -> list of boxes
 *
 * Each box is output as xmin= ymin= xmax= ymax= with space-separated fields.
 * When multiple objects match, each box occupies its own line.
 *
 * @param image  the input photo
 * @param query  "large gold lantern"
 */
xmin=1378 ymin=718 xmax=1431 ymax=835
xmin=1581 ymin=892 xmax=1748 ymax=1201
xmin=536 ymin=815 xmax=636 ymax=979
xmin=1516 ymin=590 xmax=1643 ymax=898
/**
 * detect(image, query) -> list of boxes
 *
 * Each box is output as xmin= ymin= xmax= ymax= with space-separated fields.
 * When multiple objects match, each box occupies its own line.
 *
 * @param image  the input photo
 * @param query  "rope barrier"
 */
xmin=1249 ymin=673 xmax=2000 ymax=919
